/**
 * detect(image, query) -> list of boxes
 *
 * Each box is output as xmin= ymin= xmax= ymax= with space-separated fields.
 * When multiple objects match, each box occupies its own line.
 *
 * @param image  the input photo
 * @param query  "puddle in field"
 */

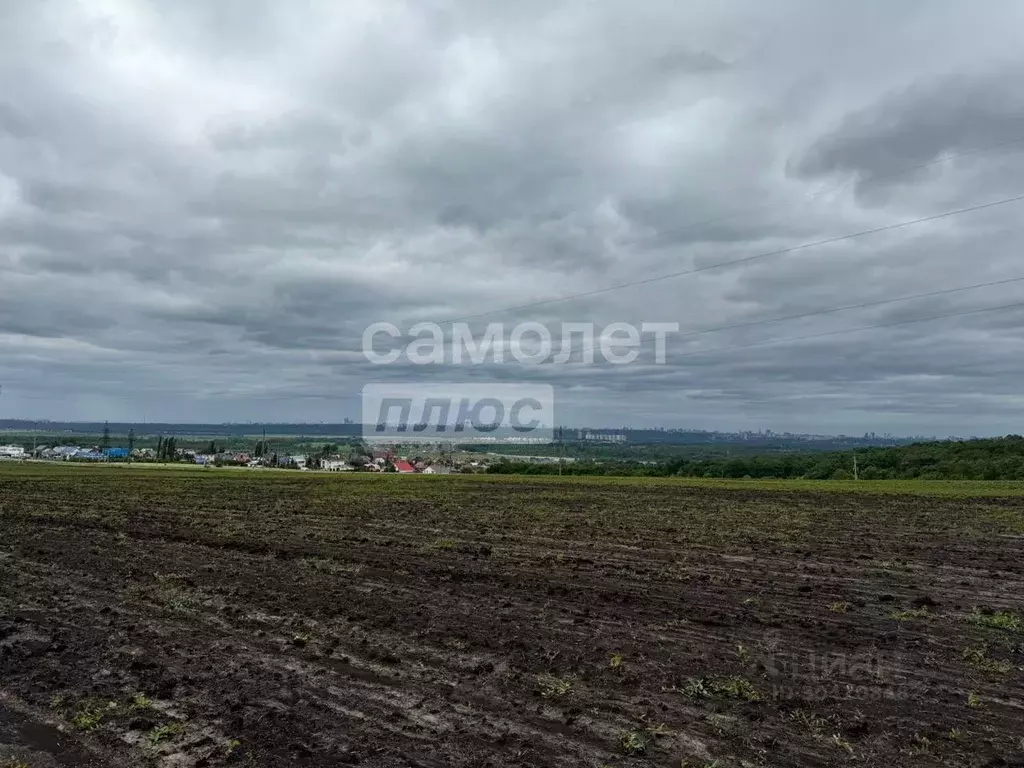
xmin=0 ymin=703 xmax=102 ymax=766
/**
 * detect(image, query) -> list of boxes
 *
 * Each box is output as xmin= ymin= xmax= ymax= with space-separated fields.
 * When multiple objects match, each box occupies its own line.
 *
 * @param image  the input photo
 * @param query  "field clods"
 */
xmin=2 ymin=466 xmax=1023 ymax=767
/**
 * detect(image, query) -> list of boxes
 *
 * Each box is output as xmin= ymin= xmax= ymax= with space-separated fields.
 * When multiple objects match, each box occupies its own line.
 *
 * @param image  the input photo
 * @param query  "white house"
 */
xmin=42 ymin=446 xmax=78 ymax=460
xmin=322 ymin=459 xmax=351 ymax=472
xmin=0 ymin=445 xmax=26 ymax=459
xmin=422 ymin=465 xmax=452 ymax=475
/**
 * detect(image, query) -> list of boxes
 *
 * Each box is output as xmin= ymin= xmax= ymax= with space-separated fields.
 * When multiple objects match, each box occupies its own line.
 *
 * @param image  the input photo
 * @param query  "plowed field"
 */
xmin=2 ymin=465 xmax=1023 ymax=767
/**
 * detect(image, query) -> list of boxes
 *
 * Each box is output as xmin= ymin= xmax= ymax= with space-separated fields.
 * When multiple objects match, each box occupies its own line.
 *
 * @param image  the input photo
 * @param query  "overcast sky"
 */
xmin=3 ymin=0 xmax=1024 ymax=435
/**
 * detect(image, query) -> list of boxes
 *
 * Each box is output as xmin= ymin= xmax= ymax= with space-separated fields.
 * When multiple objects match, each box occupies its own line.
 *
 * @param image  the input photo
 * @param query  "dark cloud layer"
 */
xmin=2 ymin=0 xmax=1024 ymax=434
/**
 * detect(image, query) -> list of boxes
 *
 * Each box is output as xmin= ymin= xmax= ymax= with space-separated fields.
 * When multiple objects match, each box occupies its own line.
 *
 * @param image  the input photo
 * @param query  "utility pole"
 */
xmin=128 ymin=429 xmax=135 ymax=464
xmin=557 ymin=426 xmax=564 ymax=476
xmin=853 ymin=453 xmax=859 ymax=481
xmin=101 ymin=421 xmax=111 ymax=452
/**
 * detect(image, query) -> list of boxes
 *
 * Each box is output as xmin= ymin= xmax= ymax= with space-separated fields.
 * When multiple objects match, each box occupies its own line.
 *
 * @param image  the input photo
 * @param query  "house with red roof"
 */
xmin=393 ymin=460 xmax=416 ymax=473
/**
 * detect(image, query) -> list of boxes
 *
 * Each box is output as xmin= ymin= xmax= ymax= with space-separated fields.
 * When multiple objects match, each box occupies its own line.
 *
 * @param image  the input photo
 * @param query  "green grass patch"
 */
xmin=962 ymin=646 xmax=1013 ymax=675
xmin=678 ymin=677 xmax=762 ymax=702
xmin=967 ymin=609 xmax=1022 ymax=632
xmin=72 ymin=704 xmax=106 ymax=732
xmin=535 ymin=673 xmax=574 ymax=699
xmin=148 ymin=722 xmax=186 ymax=746
xmin=620 ymin=723 xmax=671 ymax=755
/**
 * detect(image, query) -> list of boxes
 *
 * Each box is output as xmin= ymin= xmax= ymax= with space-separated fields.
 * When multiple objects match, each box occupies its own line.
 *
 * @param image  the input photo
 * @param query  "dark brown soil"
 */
xmin=1 ymin=467 xmax=1023 ymax=767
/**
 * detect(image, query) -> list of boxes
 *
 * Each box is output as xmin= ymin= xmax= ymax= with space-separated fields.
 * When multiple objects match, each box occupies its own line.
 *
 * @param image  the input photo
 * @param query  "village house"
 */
xmin=422 ymin=465 xmax=452 ymax=475
xmin=279 ymin=455 xmax=308 ymax=469
xmin=70 ymin=449 xmax=106 ymax=461
xmin=41 ymin=446 xmax=79 ymax=460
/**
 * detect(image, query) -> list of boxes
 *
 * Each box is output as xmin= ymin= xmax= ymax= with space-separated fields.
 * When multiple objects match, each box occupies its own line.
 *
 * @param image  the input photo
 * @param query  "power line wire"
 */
xmin=430 ymin=133 xmax=1024 ymax=327
xmin=615 ymin=134 xmax=1024 ymax=249
xmin=257 ymin=276 xmax=1024 ymax=401
xmin=164 ymin=296 xmax=1024 ymax=402
xmin=676 ymin=275 xmax=1024 ymax=339
xmin=563 ymin=274 xmax=1024 ymax=362
xmin=439 ymin=191 xmax=1024 ymax=324
xmin=605 ymin=299 xmax=1024 ymax=365
xmin=346 ymin=137 xmax=1024 ymax=346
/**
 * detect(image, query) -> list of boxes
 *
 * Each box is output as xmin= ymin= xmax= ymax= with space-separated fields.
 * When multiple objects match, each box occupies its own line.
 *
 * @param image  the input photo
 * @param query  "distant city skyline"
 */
xmin=0 ymin=417 xmax=951 ymax=442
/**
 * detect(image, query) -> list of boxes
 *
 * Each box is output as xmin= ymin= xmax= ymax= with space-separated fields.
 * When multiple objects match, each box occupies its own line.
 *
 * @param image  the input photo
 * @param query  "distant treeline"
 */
xmin=487 ymin=436 xmax=1024 ymax=480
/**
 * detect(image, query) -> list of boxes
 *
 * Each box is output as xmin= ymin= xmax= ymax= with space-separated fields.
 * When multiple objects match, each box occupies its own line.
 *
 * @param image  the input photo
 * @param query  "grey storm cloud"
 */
xmin=792 ymin=67 xmax=1024 ymax=185
xmin=2 ymin=0 xmax=1024 ymax=434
